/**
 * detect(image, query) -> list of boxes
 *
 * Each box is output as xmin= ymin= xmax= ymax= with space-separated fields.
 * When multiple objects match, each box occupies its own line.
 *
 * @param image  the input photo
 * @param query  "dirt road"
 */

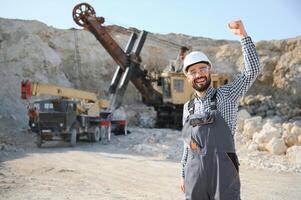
xmin=1 ymin=141 xmax=301 ymax=200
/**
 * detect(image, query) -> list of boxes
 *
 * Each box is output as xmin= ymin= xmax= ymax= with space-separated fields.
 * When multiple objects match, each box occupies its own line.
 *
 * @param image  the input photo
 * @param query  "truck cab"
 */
xmin=28 ymin=99 xmax=80 ymax=147
xmin=29 ymin=99 xmax=77 ymax=134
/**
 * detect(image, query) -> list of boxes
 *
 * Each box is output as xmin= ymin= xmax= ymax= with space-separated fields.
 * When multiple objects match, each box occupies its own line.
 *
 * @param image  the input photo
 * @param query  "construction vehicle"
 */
xmin=72 ymin=3 xmax=229 ymax=128
xmin=21 ymin=80 xmax=127 ymax=147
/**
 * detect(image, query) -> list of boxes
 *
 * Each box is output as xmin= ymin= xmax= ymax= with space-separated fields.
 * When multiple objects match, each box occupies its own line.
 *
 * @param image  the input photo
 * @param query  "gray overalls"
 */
xmin=182 ymin=91 xmax=240 ymax=200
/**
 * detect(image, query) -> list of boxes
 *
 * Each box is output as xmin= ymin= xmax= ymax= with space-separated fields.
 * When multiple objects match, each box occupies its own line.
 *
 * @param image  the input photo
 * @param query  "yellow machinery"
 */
xmin=156 ymin=71 xmax=229 ymax=105
xmin=23 ymin=81 xmax=108 ymax=116
xmin=21 ymin=80 xmax=125 ymax=147
xmin=150 ymin=71 xmax=229 ymax=127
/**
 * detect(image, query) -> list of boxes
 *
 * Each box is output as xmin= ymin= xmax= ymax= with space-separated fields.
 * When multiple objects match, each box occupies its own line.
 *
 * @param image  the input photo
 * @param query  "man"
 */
xmin=180 ymin=20 xmax=261 ymax=200
xmin=169 ymin=46 xmax=190 ymax=72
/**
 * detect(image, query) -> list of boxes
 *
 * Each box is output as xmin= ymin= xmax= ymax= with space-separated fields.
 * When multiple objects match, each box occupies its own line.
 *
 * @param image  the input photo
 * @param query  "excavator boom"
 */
xmin=72 ymin=3 xmax=162 ymax=110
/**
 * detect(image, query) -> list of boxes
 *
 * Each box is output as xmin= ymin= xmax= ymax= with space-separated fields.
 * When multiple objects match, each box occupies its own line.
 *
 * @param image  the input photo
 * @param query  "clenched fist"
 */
xmin=228 ymin=20 xmax=248 ymax=38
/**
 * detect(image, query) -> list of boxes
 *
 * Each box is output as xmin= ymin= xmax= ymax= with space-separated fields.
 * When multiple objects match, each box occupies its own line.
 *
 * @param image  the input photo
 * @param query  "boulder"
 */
xmin=265 ymin=137 xmax=287 ymax=155
xmin=248 ymin=142 xmax=259 ymax=151
xmin=236 ymin=109 xmax=251 ymax=134
xmin=253 ymin=122 xmax=281 ymax=144
xmin=282 ymin=122 xmax=294 ymax=132
xmin=282 ymin=131 xmax=298 ymax=147
xmin=286 ymin=146 xmax=301 ymax=164
xmin=290 ymin=125 xmax=301 ymax=136
xmin=243 ymin=116 xmax=263 ymax=139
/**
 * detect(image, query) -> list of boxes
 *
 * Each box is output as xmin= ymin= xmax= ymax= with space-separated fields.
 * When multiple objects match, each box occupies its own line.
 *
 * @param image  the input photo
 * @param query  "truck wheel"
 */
xmin=90 ymin=126 xmax=100 ymax=142
xmin=70 ymin=128 xmax=77 ymax=147
xmin=37 ymin=133 xmax=43 ymax=148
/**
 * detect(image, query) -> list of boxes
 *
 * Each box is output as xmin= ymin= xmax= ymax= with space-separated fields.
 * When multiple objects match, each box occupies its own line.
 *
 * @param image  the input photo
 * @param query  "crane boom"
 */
xmin=21 ymin=80 xmax=97 ymax=102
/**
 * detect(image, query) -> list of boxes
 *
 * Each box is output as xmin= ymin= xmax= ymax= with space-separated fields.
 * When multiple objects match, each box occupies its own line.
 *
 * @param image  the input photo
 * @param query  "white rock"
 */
xmin=243 ymin=116 xmax=263 ymax=139
xmin=282 ymin=131 xmax=298 ymax=147
xmin=258 ymin=143 xmax=268 ymax=151
xmin=248 ymin=142 xmax=259 ymax=151
xmin=253 ymin=122 xmax=281 ymax=144
xmin=290 ymin=125 xmax=301 ymax=136
xmin=237 ymin=109 xmax=251 ymax=134
xmin=252 ymin=131 xmax=261 ymax=142
xmin=282 ymin=122 xmax=294 ymax=132
xmin=235 ymin=133 xmax=250 ymax=148
xmin=298 ymin=135 xmax=301 ymax=144
xmin=286 ymin=146 xmax=301 ymax=164
xmin=238 ymin=109 xmax=251 ymax=119
xmin=264 ymin=116 xmax=282 ymax=124
xmin=265 ymin=137 xmax=287 ymax=155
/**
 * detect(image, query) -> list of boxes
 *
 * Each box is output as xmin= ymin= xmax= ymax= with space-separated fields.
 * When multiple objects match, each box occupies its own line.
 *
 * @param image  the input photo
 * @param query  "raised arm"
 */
xmin=221 ymin=20 xmax=262 ymax=101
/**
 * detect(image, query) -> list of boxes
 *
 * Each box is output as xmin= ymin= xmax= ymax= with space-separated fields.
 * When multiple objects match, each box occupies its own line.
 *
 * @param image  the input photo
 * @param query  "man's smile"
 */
xmin=194 ymin=76 xmax=207 ymax=84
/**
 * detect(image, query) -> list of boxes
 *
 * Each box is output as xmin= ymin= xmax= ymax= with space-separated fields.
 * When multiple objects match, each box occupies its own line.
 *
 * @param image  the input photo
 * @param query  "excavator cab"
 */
xmin=158 ymin=72 xmax=230 ymax=104
xmin=159 ymin=71 xmax=194 ymax=104
xmin=153 ymin=71 xmax=230 ymax=128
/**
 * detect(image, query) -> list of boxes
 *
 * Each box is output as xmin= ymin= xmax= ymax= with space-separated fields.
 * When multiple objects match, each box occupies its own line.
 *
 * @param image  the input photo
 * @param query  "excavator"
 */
xmin=21 ymin=80 xmax=127 ymax=147
xmin=72 ymin=3 xmax=230 ymax=128
xmin=72 ymin=3 xmax=229 ymax=128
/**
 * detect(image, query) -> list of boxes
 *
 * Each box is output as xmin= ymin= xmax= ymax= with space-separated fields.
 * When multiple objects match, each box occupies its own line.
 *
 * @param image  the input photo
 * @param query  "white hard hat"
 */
xmin=183 ymin=51 xmax=212 ymax=75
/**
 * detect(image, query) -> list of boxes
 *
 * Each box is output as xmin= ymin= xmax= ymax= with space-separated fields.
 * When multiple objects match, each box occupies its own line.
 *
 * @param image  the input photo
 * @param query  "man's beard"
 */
xmin=192 ymin=77 xmax=211 ymax=92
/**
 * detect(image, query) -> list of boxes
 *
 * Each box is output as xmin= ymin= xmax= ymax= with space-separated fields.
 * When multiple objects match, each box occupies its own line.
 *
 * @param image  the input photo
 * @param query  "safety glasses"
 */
xmin=187 ymin=66 xmax=210 ymax=77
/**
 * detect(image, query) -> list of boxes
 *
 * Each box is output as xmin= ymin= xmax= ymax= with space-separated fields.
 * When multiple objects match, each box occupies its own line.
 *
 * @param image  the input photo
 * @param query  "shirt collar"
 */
xmin=195 ymin=86 xmax=215 ymax=101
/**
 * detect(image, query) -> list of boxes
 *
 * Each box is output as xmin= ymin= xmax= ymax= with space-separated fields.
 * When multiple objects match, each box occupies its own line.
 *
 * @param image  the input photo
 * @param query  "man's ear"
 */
xmin=187 ymin=77 xmax=193 ymax=84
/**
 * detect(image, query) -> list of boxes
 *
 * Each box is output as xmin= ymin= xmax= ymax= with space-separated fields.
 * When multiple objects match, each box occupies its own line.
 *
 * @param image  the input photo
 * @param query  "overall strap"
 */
xmin=210 ymin=90 xmax=217 ymax=110
xmin=188 ymin=98 xmax=195 ymax=115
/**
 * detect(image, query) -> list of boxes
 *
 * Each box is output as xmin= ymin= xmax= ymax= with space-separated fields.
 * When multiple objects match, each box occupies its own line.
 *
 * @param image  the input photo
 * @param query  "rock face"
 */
xmin=0 ymin=18 xmax=301 ymax=130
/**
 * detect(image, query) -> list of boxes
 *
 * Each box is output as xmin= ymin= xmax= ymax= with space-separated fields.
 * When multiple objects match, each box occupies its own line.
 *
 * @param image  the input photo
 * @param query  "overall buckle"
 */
xmin=189 ymin=112 xmax=214 ymax=127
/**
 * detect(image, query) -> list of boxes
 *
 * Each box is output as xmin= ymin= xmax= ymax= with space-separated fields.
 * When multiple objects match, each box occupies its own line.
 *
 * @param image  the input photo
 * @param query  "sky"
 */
xmin=1 ymin=0 xmax=300 ymax=42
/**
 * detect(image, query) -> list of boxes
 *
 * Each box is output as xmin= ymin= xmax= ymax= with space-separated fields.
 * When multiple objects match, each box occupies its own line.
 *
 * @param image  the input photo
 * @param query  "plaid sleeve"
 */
xmin=221 ymin=36 xmax=262 ymax=101
xmin=182 ymin=102 xmax=189 ymax=126
xmin=181 ymin=142 xmax=189 ymax=178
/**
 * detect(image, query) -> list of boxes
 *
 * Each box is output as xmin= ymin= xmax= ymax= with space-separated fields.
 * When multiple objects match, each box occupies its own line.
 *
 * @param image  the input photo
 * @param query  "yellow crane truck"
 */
xmin=21 ymin=80 xmax=127 ymax=147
